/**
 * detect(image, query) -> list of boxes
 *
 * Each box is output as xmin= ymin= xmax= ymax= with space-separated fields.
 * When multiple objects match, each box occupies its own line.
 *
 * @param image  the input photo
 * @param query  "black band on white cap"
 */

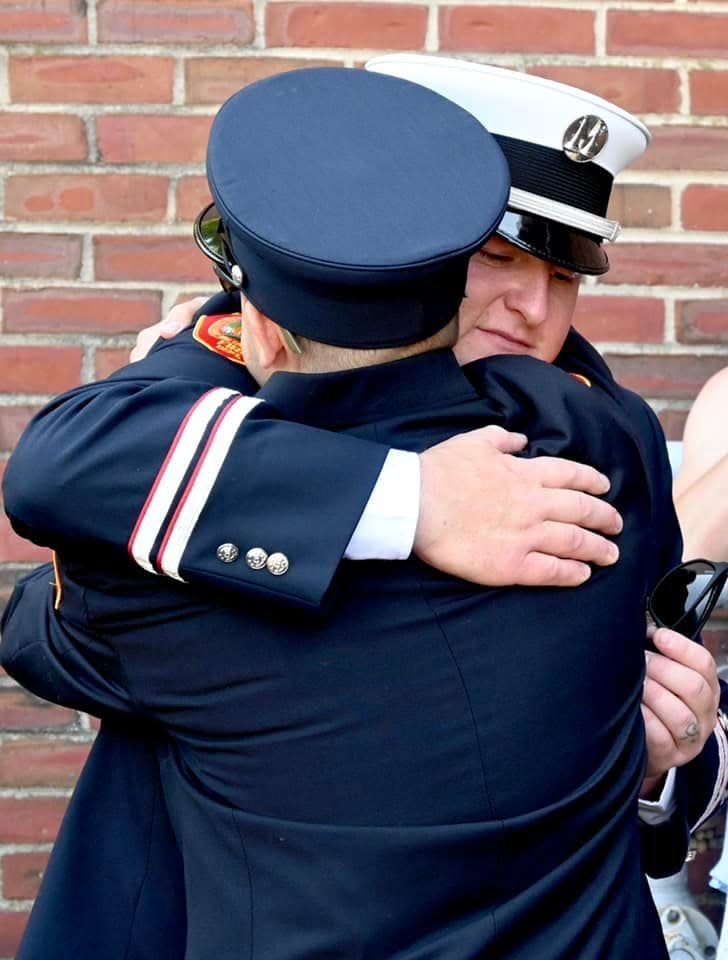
xmin=494 ymin=135 xmax=613 ymax=219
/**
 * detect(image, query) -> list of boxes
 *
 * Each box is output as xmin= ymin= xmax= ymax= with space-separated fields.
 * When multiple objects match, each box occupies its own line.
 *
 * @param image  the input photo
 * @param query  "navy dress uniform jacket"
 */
xmin=0 ymin=335 xmax=701 ymax=960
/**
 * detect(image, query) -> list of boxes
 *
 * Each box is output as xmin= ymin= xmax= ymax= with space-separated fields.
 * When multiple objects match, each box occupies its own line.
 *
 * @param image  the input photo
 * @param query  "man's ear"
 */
xmin=242 ymin=300 xmax=288 ymax=370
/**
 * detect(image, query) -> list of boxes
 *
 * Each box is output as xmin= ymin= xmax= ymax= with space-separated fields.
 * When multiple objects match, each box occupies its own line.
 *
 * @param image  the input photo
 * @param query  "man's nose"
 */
xmin=504 ymin=261 xmax=551 ymax=328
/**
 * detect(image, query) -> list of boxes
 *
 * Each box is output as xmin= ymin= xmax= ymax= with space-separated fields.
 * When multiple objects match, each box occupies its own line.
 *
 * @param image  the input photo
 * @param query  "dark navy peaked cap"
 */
xmin=206 ymin=67 xmax=509 ymax=348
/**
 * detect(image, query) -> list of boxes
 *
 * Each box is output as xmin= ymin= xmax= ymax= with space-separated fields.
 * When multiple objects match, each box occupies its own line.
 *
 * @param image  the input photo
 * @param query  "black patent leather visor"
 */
xmin=497 ymin=209 xmax=609 ymax=276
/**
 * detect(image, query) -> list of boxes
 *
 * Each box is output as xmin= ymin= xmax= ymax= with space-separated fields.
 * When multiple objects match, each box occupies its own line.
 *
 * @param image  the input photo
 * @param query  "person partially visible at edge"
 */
xmin=674 ymin=367 xmax=728 ymax=561
xmin=0 ymin=63 xmax=706 ymax=960
xmin=1 ymin=57 xmax=723 ymax=960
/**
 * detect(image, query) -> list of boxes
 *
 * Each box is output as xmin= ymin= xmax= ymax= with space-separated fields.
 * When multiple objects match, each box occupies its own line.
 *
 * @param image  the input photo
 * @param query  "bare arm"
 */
xmin=674 ymin=367 xmax=728 ymax=559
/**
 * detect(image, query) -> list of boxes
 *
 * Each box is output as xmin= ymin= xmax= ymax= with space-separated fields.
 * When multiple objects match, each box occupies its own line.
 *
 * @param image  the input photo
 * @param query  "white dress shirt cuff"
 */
xmin=344 ymin=450 xmax=420 ymax=560
xmin=638 ymin=767 xmax=677 ymax=825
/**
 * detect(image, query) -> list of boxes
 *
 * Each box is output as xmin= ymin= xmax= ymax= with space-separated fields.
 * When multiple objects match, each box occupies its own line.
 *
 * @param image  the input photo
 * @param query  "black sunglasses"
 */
xmin=193 ymin=202 xmax=240 ymax=292
xmin=649 ymin=559 xmax=728 ymax=641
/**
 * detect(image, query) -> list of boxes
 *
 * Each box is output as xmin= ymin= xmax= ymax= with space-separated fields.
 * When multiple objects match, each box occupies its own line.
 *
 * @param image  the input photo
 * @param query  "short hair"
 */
xmin=293 ymin=316 xmax=460 ymax=374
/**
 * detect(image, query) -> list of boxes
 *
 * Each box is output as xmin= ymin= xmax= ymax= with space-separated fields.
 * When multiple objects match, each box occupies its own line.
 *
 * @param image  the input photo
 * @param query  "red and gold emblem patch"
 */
xmin=193 ymin=313 xmax=245 ymax=366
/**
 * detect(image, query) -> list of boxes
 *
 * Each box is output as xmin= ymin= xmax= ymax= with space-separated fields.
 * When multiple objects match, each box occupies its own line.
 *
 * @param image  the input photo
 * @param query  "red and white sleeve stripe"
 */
xmin=128 ymin=388 xmax=260 ymax=578
xmin=157 ymin=395 xmax=262 ymax=580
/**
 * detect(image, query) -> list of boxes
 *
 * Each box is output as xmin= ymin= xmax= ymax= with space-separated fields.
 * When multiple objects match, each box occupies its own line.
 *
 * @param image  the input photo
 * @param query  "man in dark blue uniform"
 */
xmin=0 ymin=64 xmax=704 ymax=959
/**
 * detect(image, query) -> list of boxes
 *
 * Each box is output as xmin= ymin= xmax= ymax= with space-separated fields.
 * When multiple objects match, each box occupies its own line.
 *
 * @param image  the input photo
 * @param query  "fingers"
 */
xmin=526 ymin=486 xmax=623 ymax=538
xmin=643 ymin=672 xmax=702 ymax=748
xmin=414 ymin=435 xmax=620 ymax=589
xmin=515 ymin=553 xmax=591 ymax=588
xmin=536 ymin=520 xmax=619 ymax=567
xmin=521 ymin=455 xmax=611 ymax=497
xmin=651 ymin=628 xmax=721 ymax=698
xmin=130 ymin=323 xmax=164 ymax=363
xmin=159 ymin=297 xmax=208 ymax=338
xmin=641 ymin=702 xmax=675 ymax=779
xmin=646 ymin=637 xmax=720 ymax=715
xmin=475 ymin=424 xmax=528 ymax=454
xmin=641 ymin=641 xmax=720 ymax=773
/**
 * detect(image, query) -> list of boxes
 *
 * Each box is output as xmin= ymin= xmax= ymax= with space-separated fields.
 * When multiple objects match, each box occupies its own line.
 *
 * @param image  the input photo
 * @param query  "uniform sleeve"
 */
xmin=0 ymin=563 xmax=136 ymax=719
xmin=3 ymin=329 xmax=389 ymax=611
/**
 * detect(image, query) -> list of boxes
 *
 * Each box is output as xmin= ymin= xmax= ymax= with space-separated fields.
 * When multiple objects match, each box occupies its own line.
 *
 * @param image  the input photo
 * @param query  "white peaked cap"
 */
xmin=366 ymin=54 xmax=651 ymax=275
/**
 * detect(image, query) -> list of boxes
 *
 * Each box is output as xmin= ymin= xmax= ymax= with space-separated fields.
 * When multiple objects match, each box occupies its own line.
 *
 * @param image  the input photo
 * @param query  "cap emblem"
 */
xmin=562 ymin=115 xmax=609 ymax=163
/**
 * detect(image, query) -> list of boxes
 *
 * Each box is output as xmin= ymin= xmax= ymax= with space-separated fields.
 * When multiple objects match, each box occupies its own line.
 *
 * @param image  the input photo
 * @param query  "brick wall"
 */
xmin=1 ymin=1 xmax=727 ymax=955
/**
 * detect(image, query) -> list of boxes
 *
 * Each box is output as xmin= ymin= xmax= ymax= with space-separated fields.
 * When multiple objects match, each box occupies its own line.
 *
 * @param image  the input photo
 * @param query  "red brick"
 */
xmin=691 ymin=71 xmax=728 ymax=116
xmin=572 ymin=296 xmax=665 ymax=344
xmin=608 ymin=11 xmax=728 ymax=57
xmin=0 ymin=514 xmax=51 ymax=563
xmin=9 ymin=55 xmax=174 ymax=105
xmin=3 ymin=288 xmax=162 ymax=335
xmin=95 ymin=347 xmax=131 ymax=380
xmin=172 ymin=289 xmax=219 ymax=307
xmin=0 ymin=0 xmax=86 ymax=43
xmin=440 ymin=6 xmax=594 ymax=54
xmin=97 ymin=115 xmax=211 ymax=165
xmin=0 ymin=688 xmax=76 ymax=732
xmin=608 ymin=185 xmax=672 ymax=229
xmin=95 ymin=236 xmax=210 ymax=283
xmin=0 ymin=346 xmax=82 ymax=393
xmin=0 ymin=405 xmax=40 ymax=451
xmin=676 ymin=300 xmax=728 ymax=344
xmin=0 ymin=739 xmax=90 ymax=788
xmin=682 ymin=185 xmax=728 ymax=232
xmin=0 ymin=113 xmax=87 ymax=163
xmin=656 ymin=408 xmax=688 ymax=443
xmin=6 ymin=175 xmax=168 ymax=223
xmin=185 ymin=56 xmax=342 ymax=104
xmin=0 ymin=911 xmax=30 ymax=959
xmin=2 ymin=852 xmax=50 ymax=900
xmin=604 ymin=353 xmax=727 ymax=399
xmin=266 ymin=3 xmax=427 ymax=49
xmin=0 ymin=407 xmax=41 ymax=452
xmin=603 ymin=243 xmax=728 ymax=288
xmin=176 ymin=176 xmax=212 ymax=221
xmin=635 ymin=127 xmax=728 ymax=172
xmin=98 ymin=0 xmax=254 ymax=44
xmin=0 ymin=796 xmax=68 ymax=843
xmin=0 ymin=234 xmax=82 ymax=280
xmin=527 ymin=66 xmax=679 ymax=115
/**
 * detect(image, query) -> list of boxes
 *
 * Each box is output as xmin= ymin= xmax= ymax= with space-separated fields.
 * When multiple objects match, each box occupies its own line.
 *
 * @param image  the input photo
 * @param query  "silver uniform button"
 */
xmin=562 ymin=115 xmax=609 ymax=163
xmin=216 ymin=543 xmax=240 ymax=564
xmin=266 ymin=552 xmax=289 ymax=576
xmin=245 ymin=547 xmax=268 ymax=571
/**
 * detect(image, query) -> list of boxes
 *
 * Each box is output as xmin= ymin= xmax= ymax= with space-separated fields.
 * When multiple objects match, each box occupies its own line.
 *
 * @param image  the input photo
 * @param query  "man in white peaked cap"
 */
xmin=3 ymin=57 xmax=723 ymax=958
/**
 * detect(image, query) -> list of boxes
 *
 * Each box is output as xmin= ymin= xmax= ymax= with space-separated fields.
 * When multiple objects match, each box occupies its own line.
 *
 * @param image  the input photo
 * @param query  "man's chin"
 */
xmin=454 ymin=330 xmax=533 ymax=365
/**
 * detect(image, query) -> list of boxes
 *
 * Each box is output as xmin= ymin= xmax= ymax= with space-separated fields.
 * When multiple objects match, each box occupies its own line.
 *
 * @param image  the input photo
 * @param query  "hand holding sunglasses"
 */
xmin=648 ymin=559 xmax=728 ymax=642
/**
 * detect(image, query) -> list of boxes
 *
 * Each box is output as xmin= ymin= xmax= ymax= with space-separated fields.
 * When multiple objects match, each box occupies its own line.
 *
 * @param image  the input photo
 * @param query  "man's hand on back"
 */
xmin=417 ymin=426 xmax=621 ymax=588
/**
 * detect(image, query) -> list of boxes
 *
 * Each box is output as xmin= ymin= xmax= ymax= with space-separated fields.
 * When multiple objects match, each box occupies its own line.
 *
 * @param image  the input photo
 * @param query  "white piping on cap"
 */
xmin=508 ymin=187 xmax=621 ymax=242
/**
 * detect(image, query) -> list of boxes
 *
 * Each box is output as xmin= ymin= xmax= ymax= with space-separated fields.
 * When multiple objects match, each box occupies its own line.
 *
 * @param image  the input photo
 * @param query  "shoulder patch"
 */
xmin=193 ymin=313 xmax=245 ymax=366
